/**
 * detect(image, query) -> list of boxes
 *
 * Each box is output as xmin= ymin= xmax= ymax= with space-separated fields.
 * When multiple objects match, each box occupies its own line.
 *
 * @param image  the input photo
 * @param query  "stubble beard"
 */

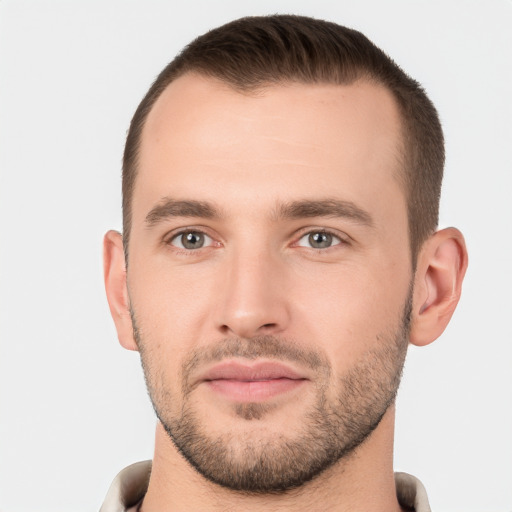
xmin=132 ymin=294 xmax=411 ymax=494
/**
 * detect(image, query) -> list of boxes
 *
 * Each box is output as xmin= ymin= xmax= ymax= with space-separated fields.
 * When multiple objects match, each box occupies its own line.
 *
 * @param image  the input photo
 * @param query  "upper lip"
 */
xmin=200 ymin=360 xmax=307 ymax=382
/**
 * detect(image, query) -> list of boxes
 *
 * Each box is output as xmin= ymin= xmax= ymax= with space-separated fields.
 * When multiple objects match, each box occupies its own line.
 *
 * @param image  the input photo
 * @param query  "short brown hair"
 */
xmin=122 ymin=15 xmax=444 ymax=262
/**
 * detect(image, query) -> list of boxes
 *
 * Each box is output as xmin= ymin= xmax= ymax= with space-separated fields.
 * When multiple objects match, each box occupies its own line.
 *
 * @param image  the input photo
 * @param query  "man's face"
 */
xmin=127 ymin=74 xmax=413 ymax=491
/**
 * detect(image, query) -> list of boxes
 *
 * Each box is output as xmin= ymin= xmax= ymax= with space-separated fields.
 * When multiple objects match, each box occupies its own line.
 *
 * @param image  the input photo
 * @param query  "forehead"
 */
xmin=135 ymin=73 xmax=405 ymax=223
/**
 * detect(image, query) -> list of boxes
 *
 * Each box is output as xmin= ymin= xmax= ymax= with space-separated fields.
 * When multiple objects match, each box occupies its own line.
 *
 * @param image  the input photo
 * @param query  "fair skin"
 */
xmin=104 ymin=74 xmax=467 ymax=511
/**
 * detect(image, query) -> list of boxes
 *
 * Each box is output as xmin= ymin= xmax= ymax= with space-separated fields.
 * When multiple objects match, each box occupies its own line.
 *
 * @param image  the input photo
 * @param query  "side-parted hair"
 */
xmin=122 ymin=15 xmax=444 ymax=262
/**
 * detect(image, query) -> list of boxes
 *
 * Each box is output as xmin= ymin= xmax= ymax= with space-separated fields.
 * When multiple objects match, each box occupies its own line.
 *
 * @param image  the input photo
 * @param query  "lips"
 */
xmin=204 ymin=361 xmax=305 ymax=381
xmin=200 ymin=361 xmax=307 ymax=402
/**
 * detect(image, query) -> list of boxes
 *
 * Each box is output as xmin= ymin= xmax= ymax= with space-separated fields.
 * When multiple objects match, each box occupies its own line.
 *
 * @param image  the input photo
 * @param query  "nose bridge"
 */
xmin=216 ymin=241 xmax=289 ymax=338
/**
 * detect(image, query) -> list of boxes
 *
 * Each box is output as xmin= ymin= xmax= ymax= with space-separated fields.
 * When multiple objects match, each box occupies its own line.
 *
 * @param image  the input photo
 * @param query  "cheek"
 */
xmin=127 ymin=259 xmax=221 ymax=378
xmin=130 ymin=254 xmax=216 ymax=319
xmin=290 ymin=262 xmax=410 ymax=365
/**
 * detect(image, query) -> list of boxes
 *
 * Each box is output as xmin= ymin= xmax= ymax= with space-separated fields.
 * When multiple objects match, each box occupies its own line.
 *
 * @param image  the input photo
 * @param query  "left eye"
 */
xmin=297 ymin=231 xmax=342 ymax=249
xmin=170 ymin=231 xmax=213 ymax=250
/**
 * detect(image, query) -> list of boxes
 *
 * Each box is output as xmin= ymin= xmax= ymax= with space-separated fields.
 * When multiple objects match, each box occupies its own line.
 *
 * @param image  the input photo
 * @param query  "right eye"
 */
xmin=169 ymin=231 xmax=213 ymax=250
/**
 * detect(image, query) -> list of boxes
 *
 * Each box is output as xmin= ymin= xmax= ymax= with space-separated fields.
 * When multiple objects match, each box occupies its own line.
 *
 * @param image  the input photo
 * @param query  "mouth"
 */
xmin=200 ymin=360 xmax=308 ymax=402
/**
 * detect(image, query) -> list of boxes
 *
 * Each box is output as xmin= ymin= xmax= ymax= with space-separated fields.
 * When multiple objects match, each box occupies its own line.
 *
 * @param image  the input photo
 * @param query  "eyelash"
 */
xmin=164 ymin=228 xmax=218 ymax=254
xmin=293 ymin=228 xmax=349 ymax=251
xmin=164 ymin=227 xmax=349 ymax=253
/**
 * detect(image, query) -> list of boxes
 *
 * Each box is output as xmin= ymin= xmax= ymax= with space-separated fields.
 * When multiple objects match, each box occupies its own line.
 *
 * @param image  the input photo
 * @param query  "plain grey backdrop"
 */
xmin=1 ymin=1 xmax=511 ymax=511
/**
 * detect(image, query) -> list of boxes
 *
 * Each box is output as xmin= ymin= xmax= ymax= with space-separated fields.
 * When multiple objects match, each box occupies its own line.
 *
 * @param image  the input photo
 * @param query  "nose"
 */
xmin=215 ymin=248 xmax=291 ymax=339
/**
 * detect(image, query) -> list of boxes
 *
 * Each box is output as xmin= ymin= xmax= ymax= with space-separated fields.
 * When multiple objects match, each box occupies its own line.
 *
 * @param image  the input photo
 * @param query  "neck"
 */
xmin=141 ymin=406 xmax=403 ymax=512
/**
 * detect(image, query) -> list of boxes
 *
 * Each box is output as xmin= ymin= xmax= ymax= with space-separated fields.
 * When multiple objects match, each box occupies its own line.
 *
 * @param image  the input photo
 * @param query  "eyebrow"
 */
xmin=145 ymin=197 xmax=373 ymax=228
xmin=145 ymin=198 xmax=222 ymax=226
xmin=275 ymin=199 xmax=374 ymax=227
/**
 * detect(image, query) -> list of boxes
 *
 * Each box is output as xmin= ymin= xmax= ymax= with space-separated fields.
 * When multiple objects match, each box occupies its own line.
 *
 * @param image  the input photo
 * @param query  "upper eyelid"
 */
xmin=164 ymin=226 xmax=217 ymax=242
xmin=295 ymin=232 xmax=346 ymax=249
xmin=170 ymin=230 xmax=213 ymax=241
xmin=293 ymin=226 xmax=351 ymax=243
xmin=298 ymin=229 xmax=342 ymax=239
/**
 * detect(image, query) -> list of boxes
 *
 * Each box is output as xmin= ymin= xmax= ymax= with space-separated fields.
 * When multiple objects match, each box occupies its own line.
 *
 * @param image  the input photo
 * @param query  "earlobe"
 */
xmin=409 ymin=227 xmax=468 ymax=347
xmin=103 ymin=230 xmax=138 ymax=351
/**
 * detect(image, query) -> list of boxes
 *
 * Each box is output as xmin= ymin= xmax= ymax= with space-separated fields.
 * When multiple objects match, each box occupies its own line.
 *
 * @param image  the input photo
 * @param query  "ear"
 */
xmin=103 ymin=230 xmax=138 ymax=351
xmin=409 ymin=227 xmax=468 ymax=346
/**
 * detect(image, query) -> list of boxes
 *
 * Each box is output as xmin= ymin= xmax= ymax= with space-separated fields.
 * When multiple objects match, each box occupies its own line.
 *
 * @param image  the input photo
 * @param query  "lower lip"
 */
xmin=206 ymin=378 xmax=306 ymax=402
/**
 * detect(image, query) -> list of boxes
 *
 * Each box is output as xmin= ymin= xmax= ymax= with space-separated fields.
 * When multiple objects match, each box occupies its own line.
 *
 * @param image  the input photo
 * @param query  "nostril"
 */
xmin=218 ymin=321 xmax=281 ymax=338
xmin=219 ymin=324 xmax=231 ymax=334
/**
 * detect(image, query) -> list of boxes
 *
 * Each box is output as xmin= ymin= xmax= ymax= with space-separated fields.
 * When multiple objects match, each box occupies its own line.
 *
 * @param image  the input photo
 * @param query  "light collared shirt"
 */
xmin=99 ymin=461 xmax=431 ymax=512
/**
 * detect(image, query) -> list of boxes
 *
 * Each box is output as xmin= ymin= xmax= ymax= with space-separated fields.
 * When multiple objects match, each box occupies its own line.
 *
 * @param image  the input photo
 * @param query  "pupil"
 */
xmin=183 ymin=232 xmax=204 ymax=249
xmin=309 ymin=232 xmax=332 ymax=248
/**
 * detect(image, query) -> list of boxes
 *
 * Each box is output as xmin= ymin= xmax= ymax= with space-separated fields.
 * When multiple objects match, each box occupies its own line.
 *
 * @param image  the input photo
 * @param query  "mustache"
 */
xmin=181 ymin=336 xmax=331 ymax=392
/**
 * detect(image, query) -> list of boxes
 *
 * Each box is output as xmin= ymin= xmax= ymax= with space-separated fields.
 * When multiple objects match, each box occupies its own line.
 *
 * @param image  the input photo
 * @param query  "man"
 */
xmin=101 ymin=14 xmax=467 ymax=512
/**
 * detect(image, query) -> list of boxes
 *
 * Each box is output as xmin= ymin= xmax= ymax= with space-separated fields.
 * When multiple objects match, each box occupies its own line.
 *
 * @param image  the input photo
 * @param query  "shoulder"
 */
xmin=395 ymin=472 xmax=431 ymax=512
xmin=99 ymin=461 xmax=152 ymax=512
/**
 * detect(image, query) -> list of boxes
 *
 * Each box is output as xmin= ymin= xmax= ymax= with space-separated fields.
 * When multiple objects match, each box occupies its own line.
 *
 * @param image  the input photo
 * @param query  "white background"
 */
xmin=1 ymin=1 xmax=511 ymax=511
